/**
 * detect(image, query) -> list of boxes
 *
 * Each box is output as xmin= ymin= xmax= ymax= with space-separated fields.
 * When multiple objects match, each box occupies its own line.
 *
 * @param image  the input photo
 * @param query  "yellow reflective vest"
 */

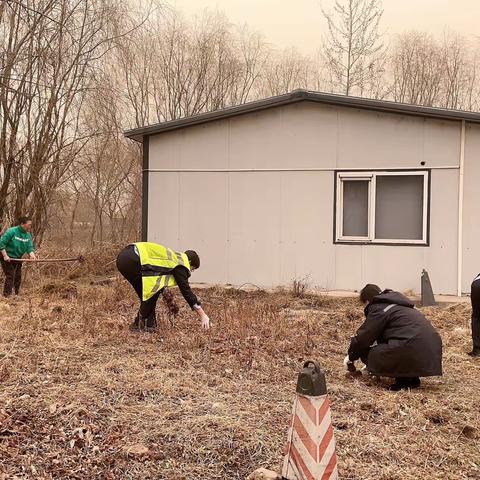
xmin=134 ymin=242 xmax=191 ymax=301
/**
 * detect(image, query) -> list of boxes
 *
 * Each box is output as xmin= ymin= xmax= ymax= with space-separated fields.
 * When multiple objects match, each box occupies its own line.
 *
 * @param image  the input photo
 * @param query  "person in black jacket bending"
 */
xmin=344 ymin=284 xmax=443 ymax=391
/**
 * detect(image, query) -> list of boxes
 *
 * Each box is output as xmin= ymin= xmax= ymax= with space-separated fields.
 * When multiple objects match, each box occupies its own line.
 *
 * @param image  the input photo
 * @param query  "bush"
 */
xmin=291 ymin=276 xmax=310 ymax=298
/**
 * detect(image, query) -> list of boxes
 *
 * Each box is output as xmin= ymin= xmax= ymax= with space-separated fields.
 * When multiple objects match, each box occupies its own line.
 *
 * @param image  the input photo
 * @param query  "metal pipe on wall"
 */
xmin=145 ymin=166 xmax=460 ymax=173
xmin=457 ymin=120 xmax=466 ymax=297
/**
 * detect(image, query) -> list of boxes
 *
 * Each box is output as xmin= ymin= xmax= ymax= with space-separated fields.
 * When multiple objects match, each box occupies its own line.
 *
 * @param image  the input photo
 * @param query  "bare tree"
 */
xmin=0 ymin=0 xmax=132 ymax=240
xmin=5 ymin=1 xmax=480 ymax=250
xmin=391 ymin=32 xmax=445 ymax=106
xmin=440 ymin=32 xmax=479 ymax=110
xmin=55 ymin=6 xmax=269 ymax=247
xmin=257 ymin=47 xmax=312 ymax=97
xmin=71 ymin=67 xmax=139 ymax=245
xmin=118 ymin=9 xmax=268 ymax=127
xmin=321 ymin=0 xmax=384 ymax=96
xmin=389 ymin=31 xmax=479 ymax=110
xmin=231 ymin=25 xmax=269 ymax=104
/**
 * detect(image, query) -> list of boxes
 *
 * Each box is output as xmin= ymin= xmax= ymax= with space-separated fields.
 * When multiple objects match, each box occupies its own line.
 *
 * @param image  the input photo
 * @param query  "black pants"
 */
xmin=361 ymin=350 xmax=419 ymax=383
xmin=471 ymin=280 xmax=480 ymax=351
xmin=0 ymin=258 xmax=22 ymax=297
xmin=116 ymin=245 xmax=161 ymax=320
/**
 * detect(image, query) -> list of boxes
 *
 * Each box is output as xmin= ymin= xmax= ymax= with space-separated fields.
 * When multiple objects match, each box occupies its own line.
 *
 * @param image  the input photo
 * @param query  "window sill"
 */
xmin=335 ymin=239 xmax=429 ymax=247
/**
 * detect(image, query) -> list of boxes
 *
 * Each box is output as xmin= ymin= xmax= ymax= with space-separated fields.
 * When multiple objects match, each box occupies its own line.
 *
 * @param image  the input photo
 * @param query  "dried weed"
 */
xmin=0 ymin=281 xmax=479 ymax=479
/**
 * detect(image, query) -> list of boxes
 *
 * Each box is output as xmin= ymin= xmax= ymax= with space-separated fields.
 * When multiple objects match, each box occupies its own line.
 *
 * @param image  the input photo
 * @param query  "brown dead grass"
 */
xmin=0 ymin=275 xmax=479 ymax=479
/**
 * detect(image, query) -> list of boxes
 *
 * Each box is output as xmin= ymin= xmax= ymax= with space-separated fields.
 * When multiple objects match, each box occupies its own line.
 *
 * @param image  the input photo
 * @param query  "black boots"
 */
xmin=129 ymin=313 xmax=140 ymax=331
xmin=389 ymin=377 xmax=421 ymax=391
xmin=129 ymin=312 xmax=157 ymax=332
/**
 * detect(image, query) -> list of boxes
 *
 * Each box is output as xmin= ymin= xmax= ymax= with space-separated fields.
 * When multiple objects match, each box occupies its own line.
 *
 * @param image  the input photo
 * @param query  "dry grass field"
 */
xmin=0 ymin=266 xmax=479 ymax=479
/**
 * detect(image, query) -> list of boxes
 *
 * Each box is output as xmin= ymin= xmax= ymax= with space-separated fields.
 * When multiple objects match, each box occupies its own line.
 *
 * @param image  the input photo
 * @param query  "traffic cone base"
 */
xmin=282 ymin=394 xmax=338 ymax=480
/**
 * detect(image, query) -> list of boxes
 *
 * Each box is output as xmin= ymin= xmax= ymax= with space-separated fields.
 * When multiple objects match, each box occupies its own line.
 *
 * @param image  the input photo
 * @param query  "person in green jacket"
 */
xmin=0 ymin=217 xmax=36 ymax=297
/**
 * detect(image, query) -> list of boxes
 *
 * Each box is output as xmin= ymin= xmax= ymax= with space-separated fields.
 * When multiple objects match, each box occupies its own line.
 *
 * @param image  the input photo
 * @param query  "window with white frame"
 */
xmin=335 ymin=171 xmax=429 ymax=244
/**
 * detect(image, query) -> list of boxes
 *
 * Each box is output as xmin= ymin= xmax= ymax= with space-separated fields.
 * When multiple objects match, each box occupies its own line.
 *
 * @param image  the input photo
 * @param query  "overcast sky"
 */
xmin=171 ymin=0 xmax=480 ymax=53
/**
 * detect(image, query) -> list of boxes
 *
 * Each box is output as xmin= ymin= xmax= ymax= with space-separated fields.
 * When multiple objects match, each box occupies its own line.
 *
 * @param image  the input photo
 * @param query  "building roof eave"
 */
xmin=124 ymin=89 xmax=480 ymax=142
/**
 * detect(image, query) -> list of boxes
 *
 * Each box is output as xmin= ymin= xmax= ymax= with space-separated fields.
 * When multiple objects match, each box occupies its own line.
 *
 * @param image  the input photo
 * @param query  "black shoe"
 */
xmin=143 ymin=312 xmax=157 ymax=332
xmin=129 ymin=322 xmax=141 ymax=332
xmin=389 ymin=377 xmax=421 ymax=391
xmin=129 ymin=312 xmax=141 ymax=331
xmin=468 ymin=349 xmax=480 ymax=357
xmin=129 ymin=312 xmax=157 ymax=333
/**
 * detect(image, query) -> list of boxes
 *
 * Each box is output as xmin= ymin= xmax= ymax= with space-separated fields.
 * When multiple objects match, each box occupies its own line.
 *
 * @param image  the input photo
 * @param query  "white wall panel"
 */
xmin=463 ymin=124 xmax=480 ymax=291
xmin=423 ymin=119 xmax=461 ymax=167
xmin=361 ymin=246 xmax=425 ymax=292
xmin=228 ymin=109 xmax=284 ymax=170
xmin=279 ymin=171 xmax=335 ymax=288
xmin=177 ymin=173 xmax=228 ymax=284
xmin=274 ymin=103 xmax=338 ymax=169
xmin=334 ymin=245 xmax=362 ymax=292
xmin=227 ymin=172 xmax=281 ymax=286
xmin=149 ymin=132 xmax=181 ymax=170
xmin=337 ymin=109 xmax=424 ymax=168
xmin=179 ymin=122 xmax=229 ymax=169
xmin=148 ymin=172 xmax=179 ymax=247
xmin=425 ymin=169 xmax=458 ymax=294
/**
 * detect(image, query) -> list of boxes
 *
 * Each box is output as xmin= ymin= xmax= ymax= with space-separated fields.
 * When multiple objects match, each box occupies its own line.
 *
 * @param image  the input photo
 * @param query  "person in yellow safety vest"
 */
xmin=116 ymin=242 xmax=210 ymax=332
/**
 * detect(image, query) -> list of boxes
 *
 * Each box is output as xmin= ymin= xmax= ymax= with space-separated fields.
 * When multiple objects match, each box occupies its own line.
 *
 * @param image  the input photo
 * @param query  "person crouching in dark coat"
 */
xmin=344 ymin=284 xmax=443 ymax=391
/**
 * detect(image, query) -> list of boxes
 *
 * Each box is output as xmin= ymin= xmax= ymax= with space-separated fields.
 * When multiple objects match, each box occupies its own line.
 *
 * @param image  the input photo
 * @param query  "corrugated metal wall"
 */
xmin=463 ymin=123 xmax=480 ymax=291
xmin=147 ymin=102 xmax=471 ymax=294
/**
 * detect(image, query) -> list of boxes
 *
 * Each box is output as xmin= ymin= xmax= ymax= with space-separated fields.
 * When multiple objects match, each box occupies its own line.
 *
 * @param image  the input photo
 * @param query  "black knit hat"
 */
xmin=185 ymin=250 xmax=200 ymax=270
xmin=359 ymin=284 xmax=382 ymax=304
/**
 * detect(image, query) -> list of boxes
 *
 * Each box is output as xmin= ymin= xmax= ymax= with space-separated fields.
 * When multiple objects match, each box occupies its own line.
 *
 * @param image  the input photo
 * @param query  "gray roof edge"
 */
xmin=124 ymin=89 xmax=480 ymax=142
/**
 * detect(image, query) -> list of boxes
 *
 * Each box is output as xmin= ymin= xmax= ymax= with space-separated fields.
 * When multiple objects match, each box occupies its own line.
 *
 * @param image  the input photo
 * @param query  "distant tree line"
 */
xmin=1 ymin=0 xmax=478 ymax=246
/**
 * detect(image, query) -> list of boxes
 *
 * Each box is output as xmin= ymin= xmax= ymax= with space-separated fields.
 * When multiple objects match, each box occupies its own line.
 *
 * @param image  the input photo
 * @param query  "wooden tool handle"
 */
xmin=11 ymin=257 xmax=84 ymax=263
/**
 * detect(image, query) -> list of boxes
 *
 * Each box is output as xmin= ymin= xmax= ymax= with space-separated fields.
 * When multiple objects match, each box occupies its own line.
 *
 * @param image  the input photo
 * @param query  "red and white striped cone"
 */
xmin=282 ymin=361 xmax=338 ymax=480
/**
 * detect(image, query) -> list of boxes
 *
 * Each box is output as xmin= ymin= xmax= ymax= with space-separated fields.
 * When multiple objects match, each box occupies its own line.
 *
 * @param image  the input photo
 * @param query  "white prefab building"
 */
xmin=125 ymin=90 xmax=480 ymax=295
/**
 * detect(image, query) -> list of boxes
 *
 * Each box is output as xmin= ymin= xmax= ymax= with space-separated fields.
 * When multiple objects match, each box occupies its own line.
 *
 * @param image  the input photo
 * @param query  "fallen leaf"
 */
xmin=461 ymin=425 xmax=477 ymax=439
xmin=73 ymin=427 xmax=84 ymax=439
xmin=85 ymin=429 xmax=93 ymax=446
xmin=123 ymin=443 xmax=149 ymax=457
xmin=247 ymin=468 xmax=281 ymax=480
xmin=210 ymin=347 xmax=225 ymax=354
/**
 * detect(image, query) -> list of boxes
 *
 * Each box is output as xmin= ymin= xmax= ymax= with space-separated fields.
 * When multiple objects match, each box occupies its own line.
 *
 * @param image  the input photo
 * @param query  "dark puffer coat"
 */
xmin=348 ymin=290 xmax=443 ymax=378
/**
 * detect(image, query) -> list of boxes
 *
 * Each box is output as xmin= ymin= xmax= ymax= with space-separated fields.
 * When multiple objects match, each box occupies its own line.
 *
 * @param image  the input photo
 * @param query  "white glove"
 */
xmin=200 ymin=313 xmax=210 ymax=330
xmin=344 ymin=355 xmax=356 ymax=371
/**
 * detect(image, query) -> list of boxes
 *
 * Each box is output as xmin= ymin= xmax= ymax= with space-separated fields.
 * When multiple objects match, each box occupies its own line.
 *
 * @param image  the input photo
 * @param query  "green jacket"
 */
xmin=0 ymin=226 xmax=35 ymax=259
